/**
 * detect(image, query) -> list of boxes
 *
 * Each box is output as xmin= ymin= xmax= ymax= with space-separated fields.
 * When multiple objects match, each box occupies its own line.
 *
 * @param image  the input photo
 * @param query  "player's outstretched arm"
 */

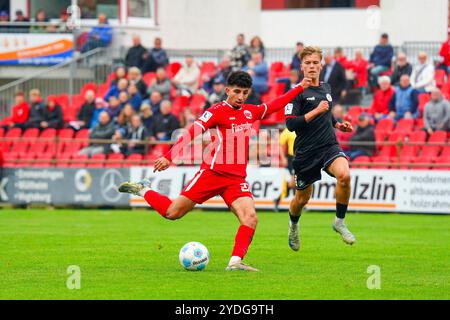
xmin=263 ymin=77 xmax=312 ymax=116
xmin=286 ymin=101 xmax=330 ymax=132
xmin=154 ymin=123 xmax=205 ymax=172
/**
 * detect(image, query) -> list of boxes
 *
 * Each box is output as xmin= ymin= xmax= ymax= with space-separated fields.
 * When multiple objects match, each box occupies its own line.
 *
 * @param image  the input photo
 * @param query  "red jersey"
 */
xmin=165 ymin=84 xmax=306 ymax=178
xmin=11 ymin=102 xmax=30 ymax=124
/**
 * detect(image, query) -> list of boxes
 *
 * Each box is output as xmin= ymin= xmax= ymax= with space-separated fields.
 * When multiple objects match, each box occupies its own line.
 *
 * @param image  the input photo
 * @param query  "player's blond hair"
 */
xmin=301 ymin=46 xmax=323 ymax=61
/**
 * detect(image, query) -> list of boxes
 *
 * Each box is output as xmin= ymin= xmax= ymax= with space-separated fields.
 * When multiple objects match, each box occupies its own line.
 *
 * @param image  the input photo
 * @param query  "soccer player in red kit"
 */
xmin=119 ymin=71 xmax=311 ymax=271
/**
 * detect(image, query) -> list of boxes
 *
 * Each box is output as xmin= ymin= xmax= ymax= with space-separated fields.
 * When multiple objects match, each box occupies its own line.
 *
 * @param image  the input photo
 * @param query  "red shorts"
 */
xmin=181 ymin=169 xmax=253 ymax=207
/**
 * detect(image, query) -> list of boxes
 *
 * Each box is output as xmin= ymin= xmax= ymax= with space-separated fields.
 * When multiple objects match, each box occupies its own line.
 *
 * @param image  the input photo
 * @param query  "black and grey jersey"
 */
xmin=285 ymin=82 xmax=339 ymax=157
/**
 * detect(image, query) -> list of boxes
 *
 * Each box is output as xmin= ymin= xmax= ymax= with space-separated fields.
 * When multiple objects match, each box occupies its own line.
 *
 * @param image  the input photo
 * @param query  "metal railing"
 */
xmin=0 ymin=47 xmax=113 ymax=119
xmin=1 ymin=136 xmax=449 ymax=169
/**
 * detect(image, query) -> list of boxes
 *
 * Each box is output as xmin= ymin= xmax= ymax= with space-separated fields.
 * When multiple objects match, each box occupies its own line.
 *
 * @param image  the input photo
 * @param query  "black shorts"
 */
xmin=293 ymin=144 xmax=348 ymax=190
xmin=287 ymin=155 xmax=295 ymax=175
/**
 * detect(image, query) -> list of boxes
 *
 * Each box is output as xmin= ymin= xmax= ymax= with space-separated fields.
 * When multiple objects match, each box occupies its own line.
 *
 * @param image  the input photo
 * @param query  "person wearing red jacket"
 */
xmin=438 ymin=29 xmax=450 ymax=74
xmin=370 ymin=75 xmax=395 ymax=121
xmin=349 ymin=50 xmax=369 ymax=90
xmin=1 ymin=91 xmax=30 ymax=129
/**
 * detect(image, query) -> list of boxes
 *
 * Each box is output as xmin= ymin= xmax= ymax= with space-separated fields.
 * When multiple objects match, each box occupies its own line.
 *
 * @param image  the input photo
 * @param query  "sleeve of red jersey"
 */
xmin=254 ymin=84 xmax=305 ymax=120
xmin=163 ymin=109 xmax=218 ymax=162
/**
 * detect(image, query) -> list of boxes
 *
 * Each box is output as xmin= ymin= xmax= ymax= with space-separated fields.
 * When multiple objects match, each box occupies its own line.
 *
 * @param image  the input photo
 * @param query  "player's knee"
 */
xmin=294 ymin=194 xmax=309 ymax=208
xmin=165 ymin=208 xmax=183 ymax=220
xmin=337 ymin=171 xmax=351 ymax=187
xmin=239 ymin=209 xmax=258 ymax=228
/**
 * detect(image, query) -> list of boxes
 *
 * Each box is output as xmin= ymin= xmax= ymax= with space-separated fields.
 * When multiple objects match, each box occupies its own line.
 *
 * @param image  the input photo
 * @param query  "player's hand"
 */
xmin=316 ymin=101 xmax=330 ymax=115
xmin=336 ymin=121 xmax=353 ymax=133
xmin=153 ymin=157 xmax=171 ymax=173
xmin=300 ymin=77 xmax=312 ymax=89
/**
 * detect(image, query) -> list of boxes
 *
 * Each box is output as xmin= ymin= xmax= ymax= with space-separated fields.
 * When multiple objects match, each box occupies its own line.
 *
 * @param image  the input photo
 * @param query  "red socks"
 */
xmin=231 ymin=225 xmax=255 ymax=259
xmin=143 ymin=190 xmax=172 ymax=218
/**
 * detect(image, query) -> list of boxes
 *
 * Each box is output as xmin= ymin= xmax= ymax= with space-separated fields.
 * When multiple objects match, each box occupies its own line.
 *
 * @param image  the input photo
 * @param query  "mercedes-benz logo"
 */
xmin=100 ymin=169 xmax=125 ymax=203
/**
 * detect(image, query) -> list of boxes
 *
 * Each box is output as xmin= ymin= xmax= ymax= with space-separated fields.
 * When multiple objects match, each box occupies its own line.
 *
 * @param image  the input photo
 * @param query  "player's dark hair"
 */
xmin=381 ymin=33 xmax=389 ymax=39
xmin=227 ymin=71 xmax=253 ymax=89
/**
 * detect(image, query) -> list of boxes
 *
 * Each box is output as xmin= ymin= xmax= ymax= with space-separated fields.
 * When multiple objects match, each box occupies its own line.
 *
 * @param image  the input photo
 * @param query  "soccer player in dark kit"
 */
xmin=285 ymin=46 xmax=356 ymax=251
xmin=118 ymin=71 xmax=312 ymax=271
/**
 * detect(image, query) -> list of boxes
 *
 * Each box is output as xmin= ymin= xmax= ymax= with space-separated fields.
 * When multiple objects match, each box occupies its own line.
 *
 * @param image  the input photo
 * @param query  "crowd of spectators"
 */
xmin=2 ymin=26 xmax=450 ymax=164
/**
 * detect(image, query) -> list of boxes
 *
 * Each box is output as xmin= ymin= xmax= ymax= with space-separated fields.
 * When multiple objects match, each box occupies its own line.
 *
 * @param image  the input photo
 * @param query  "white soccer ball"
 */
xmin=179 ymin=242 xmax=210 ymax=271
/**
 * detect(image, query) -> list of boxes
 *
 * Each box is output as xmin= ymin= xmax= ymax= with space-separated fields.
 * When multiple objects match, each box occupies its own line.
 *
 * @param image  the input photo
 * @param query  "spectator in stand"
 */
xmin=410 ymin=52 xmax=435 ymax=93
xmin=79 ymin=111 xmax=116 ymax=156
xmin=142 ymin=37 xmax=169 ymax=73
xmin=30 ymin=9 xmax=49 ymax=33
xmin=147 ymin=67 xmax=172 ymax=100
xmin=390 ymin=52 xmax=412 ymax=87
xmin=72 ymin=90 xmax=96 ymax=130
xmin=114 ymin=115 xmax=148 ymax=155
xmin=80 ymin=14 xmax=113 ymax=53
xmin=438 ymin=28 xmax=450 ymax=74
xmin=368 ymin=33 xmax=394 ymax=88
xmin=117 ymin=103 xmax=136 ymax=129
xmin=243 ymin=52 xmax=269 ymax=95
xmin=347 ymin=113 xmax=376 ymax=160
xmin=105 ymin=78 xmax=129 ymax=101
xmin=128 ymin=83 xmax=143 ymax=111
xmin=320 ymin=54 xmax=347 ymax=103
xmin=55 ymin=10 xmax=70 ymax=33
xmin=105 ymin=96 xmax=122 ymax=121
xmin=277 ymin=69 xmax=301 ymax=93
xmin=424 ymin=88 xmax=450 ymax=134
xmin=110 ymin=66 xmax=127 ymax=88
xmin=332 ymin=104 xmax=353 ymax=152
xmin=26 ymin=89 xmax=45 ymax=129
xmin=290 ymin=42 xmax=304 ymax=71
xmin=180 ymin=108 xmax=197 ymax=129
xmin=349 ymin=49 xmax=368 ymax=91
xmin=128 ymin=67 xmax=148 ymax=99
xmin=230 ymin=34 xmax=251 ymax=71
xmin=41 ymin=95 xmax=63 ymax=129
xmin=118 ymin=91 xmax=130 ymax=110
xmin=370 ymin=76 xmax=395 ymax=121
xmin=249 ymin=36 xmax=265 ymax=59
xmin=202 ymin=55 xmax=232 ymax=93
xmin=389 ymin=75 xmax=419 ymax=121
xmin=334 ymin=47 xmax=352 ymax=69
xmin=13 ymin=10 xmax=29 ymax=32
xmin=145 ymin=91 xmax=163 ymax=116
xmin=173 ymin=55 xmax=200 ymax=96
xmin=1 ymin=91 xmax=30 ymax=129
xmin=125 ymin=35 xmax=147 ymax=70
xmin=0 ymin=11 xmax=11 ymax=32
xmin=149 ymin=100 xmax=180 ymax=141
xmin=140 ymin=103 xmax=153 ymax=130
xmin=204 ymin=78 xmax=226 ymax=111
xmin=90 ymin=97 xmax=107 ymax=128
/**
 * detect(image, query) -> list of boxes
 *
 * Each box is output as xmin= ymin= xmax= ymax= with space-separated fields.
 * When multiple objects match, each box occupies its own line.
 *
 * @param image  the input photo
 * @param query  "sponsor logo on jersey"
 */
xmin=231 ymin=122 xmax=253 ymax=133
xmin=240 ymin=183 xmax=250 ymax=192
xmin=229 ymin=117 xmax=236 ymax=120
xmin=199 ymin=111 xmax=213 ymax=122
xmin=244 ymin=110 xmax=252 ymax=120
xmin=306 ymin=97 xmax=316 ymax=101
xmin=285 ymin=103 xmax=294 ymax=115
xmin=326 ymin=94 xmax=333 ymax=102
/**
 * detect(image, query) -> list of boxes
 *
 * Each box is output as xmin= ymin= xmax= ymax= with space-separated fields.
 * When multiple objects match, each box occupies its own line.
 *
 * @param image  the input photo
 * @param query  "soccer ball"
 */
xmin=179 ymin=242 xmax=210 ymax=271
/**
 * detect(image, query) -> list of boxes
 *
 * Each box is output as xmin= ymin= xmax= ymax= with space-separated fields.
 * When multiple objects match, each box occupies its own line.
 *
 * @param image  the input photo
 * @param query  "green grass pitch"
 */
xmin=0 ymin=208 xmax=449 ymax=300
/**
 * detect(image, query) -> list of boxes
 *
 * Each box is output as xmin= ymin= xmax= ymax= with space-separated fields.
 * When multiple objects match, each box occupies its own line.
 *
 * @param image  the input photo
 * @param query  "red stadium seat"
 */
xmin=1 ymin=127 xmax=22 ymax=153
xmin=346 ymin=106 xmax=363 ymax=124
xmin=269 ymin=61 xmax=285 ymax=85
xmin=143 ymin=72 xmax=156 ymax=86
xmin=418 ymin=93 xmax=430 ymax=116
xmin=57 ymin=153 xmax=72 ymax=168
xmin=378 ymin=132 xmax=404 ymax=158
xmin=375 ymin=118 xmax=395 ymax=142
xmin=415 ymin=118 xmax=424 ymax=130
xmin=88 ymin=153 xmax=105 ymax=168
xmin=351 ymin=156 xmax=371 ymax=169
xmin=200 ymin=61 xmax=217 ymax=76
xmin=172 ymin=96 xmax=190 ymax=116
xmin=370 ymin=155 xmax=390 ymax=169
xmin=29 ymin=129 xmax=57 ymax=156
xmin=125 ymin=153 xmax=143 ymax=167
xmin=75 ymin=129 xmax=90 ymax=148
xmin=393 ymin=118 xmax=414 ymax=136
xmin=10 ymin=128 xmax=39 ymax=156
xmin=434 ymin=156 xmax=450 ymax=170
xmin=415 ymin=131 xmax=447 ymax=160
xmin=397 ymin=131 xmax=426 ymax=162
xmin=70 ymin=154 xmax=88 ymax=167
xmin=441 ymin=145 xmax=450 ymax=158
xmin=435 ymin=69 xmax=446 ymax=88
xmin=152 ymin=144 xmax=171 ymax=157
xmin=56 ymin=128 xmax=75 ymax=156
xmin=166 ymin=62 xmax=182 ymax=78
xmin=3 ymin=152 xmax=18 ymax=168
xmin=107 ymin=153 xmax=125 ymax=168
xmin=97 ymin=83 xmax=109 ymax=98
xmin=189 ymin=94 xmax=207 ymax=115
xmin=412 ymin=155 xmax=433 ymax=171
xmin=80 ymin=82 xmax=97 ymax=96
